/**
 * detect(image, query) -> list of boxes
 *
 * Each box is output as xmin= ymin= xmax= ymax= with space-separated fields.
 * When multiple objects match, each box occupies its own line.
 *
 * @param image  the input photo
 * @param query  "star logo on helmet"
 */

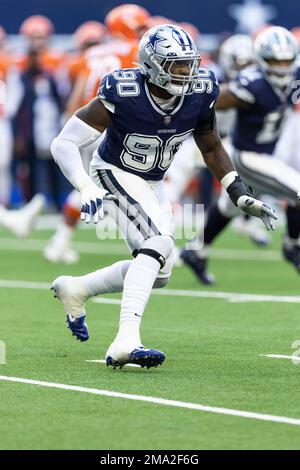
xmin=148 ymin=30 xmax=166 ymax=52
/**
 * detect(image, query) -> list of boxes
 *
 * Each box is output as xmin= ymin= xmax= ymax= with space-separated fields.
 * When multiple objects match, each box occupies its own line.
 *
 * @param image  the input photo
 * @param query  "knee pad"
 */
xmin=141 ymin=235 xmax=174 ymax=259
xmin=133 ymin=235 xmax=174 ymax=270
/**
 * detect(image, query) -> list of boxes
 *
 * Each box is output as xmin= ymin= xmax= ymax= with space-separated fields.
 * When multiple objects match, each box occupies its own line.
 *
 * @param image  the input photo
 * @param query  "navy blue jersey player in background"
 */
xmin=50 ymin=24 xmax=276 ymax=369
xmin=181 ymin=26 xmax=300 ymax=285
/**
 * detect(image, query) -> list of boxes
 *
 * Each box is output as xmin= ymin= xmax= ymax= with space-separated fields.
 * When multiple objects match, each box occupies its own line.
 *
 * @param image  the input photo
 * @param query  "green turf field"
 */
xmin=0 ymin=224 xmax=300 ymax=450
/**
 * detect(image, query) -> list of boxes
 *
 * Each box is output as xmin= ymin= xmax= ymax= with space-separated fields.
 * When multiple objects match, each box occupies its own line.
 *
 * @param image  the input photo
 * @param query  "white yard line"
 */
xmin=152 ymin=289 xmax=300 ymax=304
xmin=261 ymin=354 xmax=300 ymax=363
xmin=1 ymin=279 xmax=300 ymax=304
xmin=89 ymin=298 xmax=121 ymax=305
xmin=0 ymin=374 xmax=299 ymax=426
xmin=86 ymin=359 xmax=140 ymax=368
xmin=0 ymin=279 xmax=50 ymax=290
xmin=0 ymin=237 xmax=282 ymax=261
xmin=0 ymin=238 xmax=128 ymax=255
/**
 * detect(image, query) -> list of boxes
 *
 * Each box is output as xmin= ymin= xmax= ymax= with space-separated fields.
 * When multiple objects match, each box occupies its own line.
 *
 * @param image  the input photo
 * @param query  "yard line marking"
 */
xmin=89 ymin=298 xmax=121 ymax=305
xmin=1 ymin=279 xmax=300 ymax=304
xmin=86 ymin=359 xmax=140 ymax=368
xmin=0 ymin=238 xmax=128 ymax=255
xmin=0 ymin=374 xmax=300 ymax=426
xmin=152 ymin=289 xmax=300 ymax=304
xmin=260 ymin=354 xmax=300 ymax=363
xmin=0 ymin=237 xmax=282 ymax=262
xmin=0 ymin=279 xmax=50 ymax=290
xmin=227 ymin=296 xmax=300 ymax=304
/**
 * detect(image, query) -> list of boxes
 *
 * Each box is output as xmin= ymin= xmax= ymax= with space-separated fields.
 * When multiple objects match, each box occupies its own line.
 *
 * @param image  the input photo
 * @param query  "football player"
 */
xmin=215 ymin=33 xmax=271 ymax=247
xmin=50 ymin=24 xmax=276 ymax=368
xmin=181 ymin=26 xmax=300 ymax=284
xmin=67 ymin=21 xmax=107 ymax=90
xmin=15 ymin=15 xmax=64 ymax=73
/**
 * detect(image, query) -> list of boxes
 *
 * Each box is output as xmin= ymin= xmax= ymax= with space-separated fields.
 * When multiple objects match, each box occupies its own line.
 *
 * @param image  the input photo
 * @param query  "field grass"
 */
xmin=0 ymin=224 xmax=300 ymax=450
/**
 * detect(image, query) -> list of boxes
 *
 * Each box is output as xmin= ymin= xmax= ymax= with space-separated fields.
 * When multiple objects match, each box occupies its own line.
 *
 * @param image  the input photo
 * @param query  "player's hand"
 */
xmin=79 ymin=179 xmax=116 ymax=224
xmin=237 ymin=195 xmax=278 ymax=231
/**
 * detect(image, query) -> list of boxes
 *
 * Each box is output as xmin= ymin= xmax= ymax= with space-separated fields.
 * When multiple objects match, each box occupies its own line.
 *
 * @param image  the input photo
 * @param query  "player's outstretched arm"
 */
xmin=51 ymin=98 xmax=115 ymax=223
xmin=194 ymin=125 xmax=278 ymax=231
xmin=216 ymin=83 xmax=250 ymax=110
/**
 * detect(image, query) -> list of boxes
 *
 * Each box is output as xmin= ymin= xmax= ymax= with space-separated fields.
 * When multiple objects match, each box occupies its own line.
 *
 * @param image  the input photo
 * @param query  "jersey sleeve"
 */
xmin=97 ymin=72 xmax=120 ymax=115
xmin=228 ymin=68 xmax=260 ymax=105
xmin=194 ymin=69 xmax=219 ymax=135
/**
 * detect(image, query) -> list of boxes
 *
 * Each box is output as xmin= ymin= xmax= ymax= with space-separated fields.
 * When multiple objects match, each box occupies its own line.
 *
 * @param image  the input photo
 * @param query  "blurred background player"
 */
xmin=43 ymin=4 xmax=150 ymax=263
xmin=272 ymin=26 xmax=300 ymax=271
xmin=181 ymin=26 xmax=300 ymax=284
xmin=11 ymin=15 xmax=65 ymax=208
xmin=216 ymin=33 xmax=271 ymax=246
xmin=0 ymin=24 xmax=45 ymax=237
xmin=66 ymin=21 xmax=107 ymax=108
xmin=15 ymin=15 xmax=63 ymax=73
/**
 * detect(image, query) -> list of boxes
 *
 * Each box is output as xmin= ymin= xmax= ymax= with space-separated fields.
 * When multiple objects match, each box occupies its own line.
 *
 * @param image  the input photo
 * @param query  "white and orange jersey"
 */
xmin=66 ymin=39 xmax=138 ymax=114
xmin=66 ymin=51 xmax=87 ymax=86
xmin=66 ymin=21 xmax=107 ymax=87
xmin=12 ymin=48 xmax=65 ymax=75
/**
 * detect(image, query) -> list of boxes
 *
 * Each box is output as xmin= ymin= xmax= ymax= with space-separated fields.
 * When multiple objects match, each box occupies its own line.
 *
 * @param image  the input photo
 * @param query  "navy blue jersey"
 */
xmin=96 ymin=68 xmax=219 ymax=180
xmin=213 ymin=66 xmax=237 ymax=139
xmin=229 ymin=65 xmax=300 ymax=154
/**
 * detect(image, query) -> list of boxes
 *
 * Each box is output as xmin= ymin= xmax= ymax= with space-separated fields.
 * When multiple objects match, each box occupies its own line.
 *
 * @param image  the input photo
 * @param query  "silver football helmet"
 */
xmin=219 ymin=34 xmax=255 ymax=79
xmin=139 ymin=24 xmax=201 ymax=96
xmin=254 ymin=26 xmax=299 ymax=88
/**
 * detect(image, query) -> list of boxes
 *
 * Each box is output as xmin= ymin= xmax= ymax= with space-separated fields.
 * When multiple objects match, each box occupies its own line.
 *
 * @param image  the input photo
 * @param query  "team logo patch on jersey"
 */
xmin=164 ymin=116 xmax=172 ymax=125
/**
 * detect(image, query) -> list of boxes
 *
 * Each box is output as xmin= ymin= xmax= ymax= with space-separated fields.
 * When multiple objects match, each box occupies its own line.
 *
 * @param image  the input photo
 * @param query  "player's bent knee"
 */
xmin=136 ymin=236 xmax=174 ymax=271
xmin=141 ymin=235 xmax=174 ymax=259
xmin=153 ymin=276 xmax=170 ymax=288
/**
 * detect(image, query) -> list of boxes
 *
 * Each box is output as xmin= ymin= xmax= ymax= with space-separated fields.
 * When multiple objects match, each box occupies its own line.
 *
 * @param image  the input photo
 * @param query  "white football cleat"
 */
xmin=0 ymin=194 xmax=45 ymax=238
xmin=44 ymin=241 xmax=79 ymax=264
xmin=44 ymin=222 xmax=79 ymax=264
xmin=51 ymin=275 xmax=87 ymax=317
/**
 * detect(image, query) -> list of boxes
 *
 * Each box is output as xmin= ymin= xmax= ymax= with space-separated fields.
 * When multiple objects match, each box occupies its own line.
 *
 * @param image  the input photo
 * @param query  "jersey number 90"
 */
xmin=114 ymin=70 xmax=140 ymax=97
xmin=121 ymin=131 xmax=192 ymax=172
